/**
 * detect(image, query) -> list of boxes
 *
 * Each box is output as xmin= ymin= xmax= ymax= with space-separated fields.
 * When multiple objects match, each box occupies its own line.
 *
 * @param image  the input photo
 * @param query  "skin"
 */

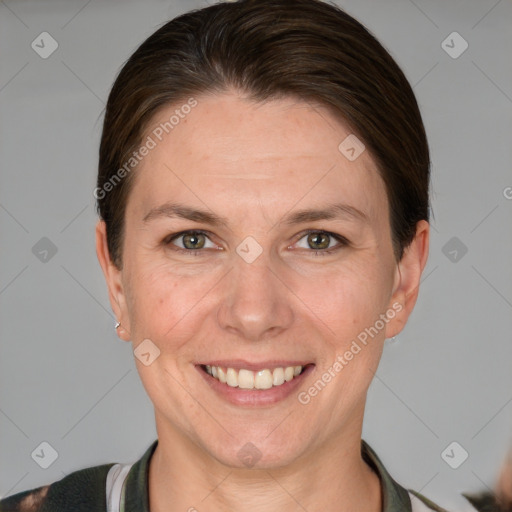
xmin=96 ymin=90 xmax=429 ymax=512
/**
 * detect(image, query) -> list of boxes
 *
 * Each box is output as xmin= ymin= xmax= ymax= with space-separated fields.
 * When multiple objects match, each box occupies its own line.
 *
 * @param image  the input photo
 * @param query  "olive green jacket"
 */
xmin=0 ymin=439 xmax=451 ymax=511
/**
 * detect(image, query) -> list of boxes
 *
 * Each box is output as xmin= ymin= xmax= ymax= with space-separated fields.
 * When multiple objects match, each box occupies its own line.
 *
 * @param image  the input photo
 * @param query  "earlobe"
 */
xmin=385 ymin=220 xmax=430 ymax=339
xmin=95 ymin=220 xmax=131 ymax=341
xmin=114 ymin=321 xmax=130 ymax=341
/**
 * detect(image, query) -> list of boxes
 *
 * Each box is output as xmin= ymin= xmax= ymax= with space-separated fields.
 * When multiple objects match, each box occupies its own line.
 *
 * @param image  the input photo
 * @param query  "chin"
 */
xmin=203 ymin=430 xmax=312 ymax=470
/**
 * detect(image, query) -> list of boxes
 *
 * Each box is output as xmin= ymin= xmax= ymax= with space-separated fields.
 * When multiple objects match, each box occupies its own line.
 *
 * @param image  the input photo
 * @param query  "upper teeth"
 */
xmin=205 ymin=365 xmax=303 ymax=389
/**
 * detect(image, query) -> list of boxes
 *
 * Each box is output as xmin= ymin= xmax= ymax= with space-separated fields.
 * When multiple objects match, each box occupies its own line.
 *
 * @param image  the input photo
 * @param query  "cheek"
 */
xmin=303 ymin=263 xmax=391 ymax=406
xmin=297 ymin=259 xmax=393 ymax=339
xmin=125 ymin=258 xmax=217 ymax=342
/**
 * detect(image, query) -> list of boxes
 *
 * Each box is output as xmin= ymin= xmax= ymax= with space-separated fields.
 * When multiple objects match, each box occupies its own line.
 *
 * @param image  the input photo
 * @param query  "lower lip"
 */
xmin=197 ymin=365 xmax=315 ymax=407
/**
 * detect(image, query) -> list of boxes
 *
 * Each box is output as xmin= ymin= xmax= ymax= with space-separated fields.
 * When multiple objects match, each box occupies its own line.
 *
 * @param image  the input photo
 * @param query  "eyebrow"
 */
xmin=143 ymin=203 xmax=229 ymax=227
xmin=283 ymin=203 xmax=369 ymax=225
xmin=142 ymin=201 xmax=369 ymax=226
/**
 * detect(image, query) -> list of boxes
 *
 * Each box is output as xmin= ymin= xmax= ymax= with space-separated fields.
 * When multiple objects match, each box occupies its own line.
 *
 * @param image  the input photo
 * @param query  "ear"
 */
xmin=95 ymin=220 xmax=131 ymax=341
xmin=385 ymin=220 xmax=429 ymax=339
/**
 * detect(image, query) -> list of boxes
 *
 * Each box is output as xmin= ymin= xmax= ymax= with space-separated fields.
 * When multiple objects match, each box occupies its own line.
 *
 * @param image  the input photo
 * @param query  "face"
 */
xmin=97 ymin=91 xmax=428 ymax=469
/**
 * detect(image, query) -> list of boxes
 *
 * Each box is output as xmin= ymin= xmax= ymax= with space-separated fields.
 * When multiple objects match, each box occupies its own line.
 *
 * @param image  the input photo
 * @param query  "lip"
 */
xmin=196 ymin=362 xmax=315 ymax=407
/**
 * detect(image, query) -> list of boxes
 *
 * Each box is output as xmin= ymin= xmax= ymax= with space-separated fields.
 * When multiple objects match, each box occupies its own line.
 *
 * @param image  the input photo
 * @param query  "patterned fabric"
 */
xmin=0 ymin=439 xmax=449 ymax=511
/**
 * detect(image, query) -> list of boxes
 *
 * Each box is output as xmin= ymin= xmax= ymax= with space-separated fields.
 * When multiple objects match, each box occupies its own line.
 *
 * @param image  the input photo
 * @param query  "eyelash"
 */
xmin=164 ymin=230 xmax=349 ymax=257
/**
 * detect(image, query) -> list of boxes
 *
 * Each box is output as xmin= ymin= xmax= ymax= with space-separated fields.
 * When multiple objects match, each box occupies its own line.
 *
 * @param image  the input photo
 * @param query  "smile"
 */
xmin=202 ymin=364 xmax=306 ymax=390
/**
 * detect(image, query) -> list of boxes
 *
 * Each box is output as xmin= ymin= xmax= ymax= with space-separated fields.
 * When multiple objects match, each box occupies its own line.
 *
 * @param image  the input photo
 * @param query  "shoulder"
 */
xmin=0 ymin=463 xmax=114 ymax=512
xmin=361 ymin=440 xmax=451 ymax=512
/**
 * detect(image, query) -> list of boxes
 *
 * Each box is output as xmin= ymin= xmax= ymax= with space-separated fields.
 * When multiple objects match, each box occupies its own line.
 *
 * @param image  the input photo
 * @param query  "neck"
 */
xmin=148 ymin=419 xmax=382 ymax=512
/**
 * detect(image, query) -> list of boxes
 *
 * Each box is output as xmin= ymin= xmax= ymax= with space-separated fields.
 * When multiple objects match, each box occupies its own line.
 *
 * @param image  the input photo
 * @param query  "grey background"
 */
xmin=1 ymin=0 xmax=511 ymax=510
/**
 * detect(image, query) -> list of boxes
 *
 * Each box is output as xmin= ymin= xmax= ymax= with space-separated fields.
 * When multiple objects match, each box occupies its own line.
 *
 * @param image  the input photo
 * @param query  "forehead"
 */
xmin=129 ymin=92 xmax=388 ymax=224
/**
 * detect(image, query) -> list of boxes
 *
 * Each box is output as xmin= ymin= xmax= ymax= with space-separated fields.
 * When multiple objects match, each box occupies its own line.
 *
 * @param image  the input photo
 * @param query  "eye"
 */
xmin=165 ymin=230 xmax=218 ymax=253
xmin=294 ymin=230 xmax=348 ymax=255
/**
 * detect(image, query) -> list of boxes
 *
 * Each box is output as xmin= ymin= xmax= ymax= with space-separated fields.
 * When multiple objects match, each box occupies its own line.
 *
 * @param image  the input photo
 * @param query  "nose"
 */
xmin=216 ymin=252 xmax=294 ymax=342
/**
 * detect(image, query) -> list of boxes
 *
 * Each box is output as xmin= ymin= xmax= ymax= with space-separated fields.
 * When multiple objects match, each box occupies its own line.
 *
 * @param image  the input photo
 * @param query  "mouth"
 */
xmin=197 ymin=362 xmax=315 ymax=406
xmin=202 ymin=364 xmax=307 ymax=389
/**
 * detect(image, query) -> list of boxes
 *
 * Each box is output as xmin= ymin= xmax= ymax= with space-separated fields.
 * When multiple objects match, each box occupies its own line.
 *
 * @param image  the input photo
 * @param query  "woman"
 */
xmin=0 ymin=0 xmax=455 ymax=510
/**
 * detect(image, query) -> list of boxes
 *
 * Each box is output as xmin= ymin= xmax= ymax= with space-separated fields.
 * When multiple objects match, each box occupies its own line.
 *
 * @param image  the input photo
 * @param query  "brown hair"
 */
xmin=97 ymin=0 xmax=430 ymax=268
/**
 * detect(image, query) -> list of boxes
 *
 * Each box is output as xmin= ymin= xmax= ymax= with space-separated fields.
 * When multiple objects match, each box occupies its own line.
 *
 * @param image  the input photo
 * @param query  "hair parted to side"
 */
xmin=97 ymin=0 xmax=430 ymax=269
